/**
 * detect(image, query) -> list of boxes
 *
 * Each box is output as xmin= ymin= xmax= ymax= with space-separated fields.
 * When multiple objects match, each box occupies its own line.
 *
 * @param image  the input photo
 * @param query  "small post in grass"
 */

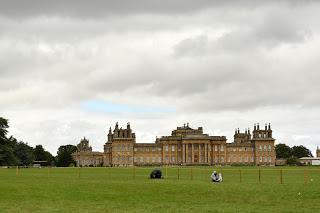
xmin=133 ymin=166 xmax=136 ymax=180
xmin=304 ymin=169 xmax=307 ymax=185
xmin=239 ymin=169 xmax=242 ymax=183
xmin=177 ymin=167 xmax=180 ymax=180
xmin=221 ymin=167 xmax=224 ymax=182
xmin=165 ymin=164 xmax=168 ymax=179
xmin=280 ymin=169 xmax=283 ymax=184
xmin=258 ymin=168 xmax=261 ymax=184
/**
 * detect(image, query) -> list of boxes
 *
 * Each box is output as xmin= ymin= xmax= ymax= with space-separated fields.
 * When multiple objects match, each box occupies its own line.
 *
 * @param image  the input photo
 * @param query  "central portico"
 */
xmin=157 ymin=123 xmax=227 ymax=165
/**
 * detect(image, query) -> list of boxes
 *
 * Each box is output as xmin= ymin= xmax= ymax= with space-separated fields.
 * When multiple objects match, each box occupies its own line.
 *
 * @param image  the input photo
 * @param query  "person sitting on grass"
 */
xmin=150 ymin=169 xmax=162 ymax=179
xmin=211 ymin=171 xmax=218 ymax=182
xmin=211 ymin=171 xmax=222 ymax=182
xmin=217 ymin=172 xmax=223 ymax=182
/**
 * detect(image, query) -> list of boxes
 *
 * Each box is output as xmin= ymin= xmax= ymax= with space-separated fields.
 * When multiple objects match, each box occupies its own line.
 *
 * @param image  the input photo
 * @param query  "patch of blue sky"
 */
xmin=82 ymin=100 xmax=175 ymax=113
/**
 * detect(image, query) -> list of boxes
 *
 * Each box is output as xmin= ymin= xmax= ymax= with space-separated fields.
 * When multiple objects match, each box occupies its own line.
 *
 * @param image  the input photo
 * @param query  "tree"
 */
xmin=14 ymin=142 xmax=35 ymax=166
xmin=291 ymin=145 xmax=313 ymax=158
xmin=0 ymin=144 xmax=19 ymax=166
xmin=275 ymin=144 xmax=292 ymax=159
xmin=33 ymin=145 xmax=55 ymax=165
xmin=56 ymin=145 xmax=77 ymax=167
xmin=287 ymin=156 xmax=301 ymax=166
xmin=33 ymin=145 xmax=47 ymax=161
xmin=0 ymin=117 xmax=9 ymax=143
xmin=0 ymin=117 xmax=19 ymax=166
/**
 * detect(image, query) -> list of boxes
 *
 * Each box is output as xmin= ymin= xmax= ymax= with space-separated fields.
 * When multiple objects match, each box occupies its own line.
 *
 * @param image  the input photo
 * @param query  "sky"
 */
xmin=1 ymin=0 xmax=320 ymax=156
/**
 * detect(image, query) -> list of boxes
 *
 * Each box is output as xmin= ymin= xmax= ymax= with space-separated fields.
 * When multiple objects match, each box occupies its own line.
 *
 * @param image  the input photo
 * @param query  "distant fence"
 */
xmin=1 ymin=166 xmax=319 ymax=185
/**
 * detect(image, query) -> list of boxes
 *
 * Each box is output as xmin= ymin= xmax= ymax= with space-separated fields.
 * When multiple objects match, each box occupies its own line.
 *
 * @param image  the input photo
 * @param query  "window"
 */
xmin=146 ymin=157 xmax=150 ymax=163
xmin=264 ymin=156 xmax=267 ymax=162
xmin=158 ymin=157 xmax=162 ymax=162
xmin=208 ymin=145 xmax=211 ymax=151
xmin=263 ymin=145 xmax=267 ymax=151
xmin=259 ymin=156 xmax=262 ymax=162
xmin=268 ymin=156 xmax=271 ymax=163
xmin=165 ymin=156 xmax=169 ymax=163
xmin=158 ymin=147 xmax=162 ymax=151
xmin=165 ymin=145 xmax=168 ymax=152
xmin=228 ymin=157 xmax=231 ymax=163
xmin=171 ymin=145 xmax=175 ymax=152
xmin=215 ymin=145 xmax=218 ymax=151
xmin=221 ymin=157 xmax=224 ymax=163
xmin=239 ymin=147 xmax=242 ymax=152
xmin=251 ymin=156 xmax=254 ymax=162
xmin=233 ymin=148 xmax=236 ymax=152
xmin=152 ymin=147 xmax=156 ymax=152
xmin=221 ymin=146 xmax=224 ymax=152
xmin=245 ymin=156 xmax=248 ymax=162
xmin=171 ymin=156 xmax=175 ymax=162
xmin=259 ymin=145 xmax=262 ymax=151
xmin=268 ymin=145 xmax=271 ymax=151
xmin=239 ymin=156 xmax=242 ymax=162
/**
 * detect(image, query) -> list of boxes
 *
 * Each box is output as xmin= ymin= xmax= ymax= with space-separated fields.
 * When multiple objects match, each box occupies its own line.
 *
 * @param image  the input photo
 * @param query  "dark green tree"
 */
xmin=275 ymin=143 xmax=292 ymax=159
xmin=56 ymin=145 xmax=77 ymax=167
xmin=0 ymin=117 xmax=9 ymax=143
xmin=0 ymin=144 xmax=19 ymax=166
xmin=0 ymin=117 xmax=18 ymax=166
xmin=14 ymin=142 xmax=35 ymax=166
xmin=291 ymin=145 xmax=313 ymax=158
xmin=287 ymin=156 xmax=301 ymax=166
xmin=33 ymin=145 xmax=47 ymax=161
xmin=33 ymin=145 xmax=55 ymax=165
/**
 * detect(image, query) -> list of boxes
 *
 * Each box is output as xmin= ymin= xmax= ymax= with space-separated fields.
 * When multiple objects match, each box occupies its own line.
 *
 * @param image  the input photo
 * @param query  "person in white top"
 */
xmin=217 ymin=173 xmax=223 ymax=182
xmin=211 ymin=171 xmax=223 ymax=182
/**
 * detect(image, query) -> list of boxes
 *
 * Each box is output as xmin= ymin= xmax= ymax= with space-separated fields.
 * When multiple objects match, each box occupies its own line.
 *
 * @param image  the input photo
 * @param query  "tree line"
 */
xmin=275 ymin=143 xmax=313 ymax=165
xmin=0 ymin=117 xmax=76 ymax=167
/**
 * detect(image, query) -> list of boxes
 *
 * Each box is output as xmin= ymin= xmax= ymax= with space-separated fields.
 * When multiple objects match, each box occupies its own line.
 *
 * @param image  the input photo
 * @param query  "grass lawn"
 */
xmin=0 ymin=166 xmax=319 ymax=212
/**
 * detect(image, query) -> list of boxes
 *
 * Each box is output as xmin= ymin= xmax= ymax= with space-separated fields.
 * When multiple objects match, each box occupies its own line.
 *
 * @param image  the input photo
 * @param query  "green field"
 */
xmin=0 ymin=166 xmax=319 ymax=212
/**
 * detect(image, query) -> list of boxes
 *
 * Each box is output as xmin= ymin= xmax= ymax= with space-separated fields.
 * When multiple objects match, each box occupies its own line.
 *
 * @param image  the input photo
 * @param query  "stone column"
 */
xmin=186 ymin=144 xmax=189 ymax=163
xmin=211 ymin=144 xmax=214 ymax=165
xmin=162 ymin=144 xmax=165 ymax=165
xmin=191 ymin=144 xmax=194 ymax=163
xmin=176 ymin=144 xmax=178 ymax=164
xmin=182 ymin=144 xmax=185 ymax=163
xmin=204 ymin=144 xmax=207 ymax=163
xmin=198 ymin=144 xmax=200 ymax=163
xmin=169 ymin=144 xmax=171 ymax=164
xmin=218 ymin=144 xmax=221 ymax=164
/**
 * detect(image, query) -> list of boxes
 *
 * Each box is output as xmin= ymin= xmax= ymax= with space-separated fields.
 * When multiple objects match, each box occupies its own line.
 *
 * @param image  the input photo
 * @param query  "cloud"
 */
xmin=1 ymin=0 xmax=320 ymax=155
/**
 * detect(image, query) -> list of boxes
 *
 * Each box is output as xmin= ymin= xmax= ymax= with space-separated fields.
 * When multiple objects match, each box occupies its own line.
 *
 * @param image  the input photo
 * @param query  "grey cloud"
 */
xmin=1 ymin=0 xmax=320 ymax=154
xmin=0 ymin=0 xmax=286 ymax=19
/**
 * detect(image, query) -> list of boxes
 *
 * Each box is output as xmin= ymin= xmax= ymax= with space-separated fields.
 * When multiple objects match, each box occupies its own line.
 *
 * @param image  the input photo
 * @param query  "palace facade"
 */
xmin=73 ymin=122 xmax=276 ymax=166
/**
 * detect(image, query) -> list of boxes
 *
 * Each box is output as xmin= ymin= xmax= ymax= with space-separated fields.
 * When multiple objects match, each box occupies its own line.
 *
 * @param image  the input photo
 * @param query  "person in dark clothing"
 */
xmin=150 ymin=169 xmax=162 ymax=179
